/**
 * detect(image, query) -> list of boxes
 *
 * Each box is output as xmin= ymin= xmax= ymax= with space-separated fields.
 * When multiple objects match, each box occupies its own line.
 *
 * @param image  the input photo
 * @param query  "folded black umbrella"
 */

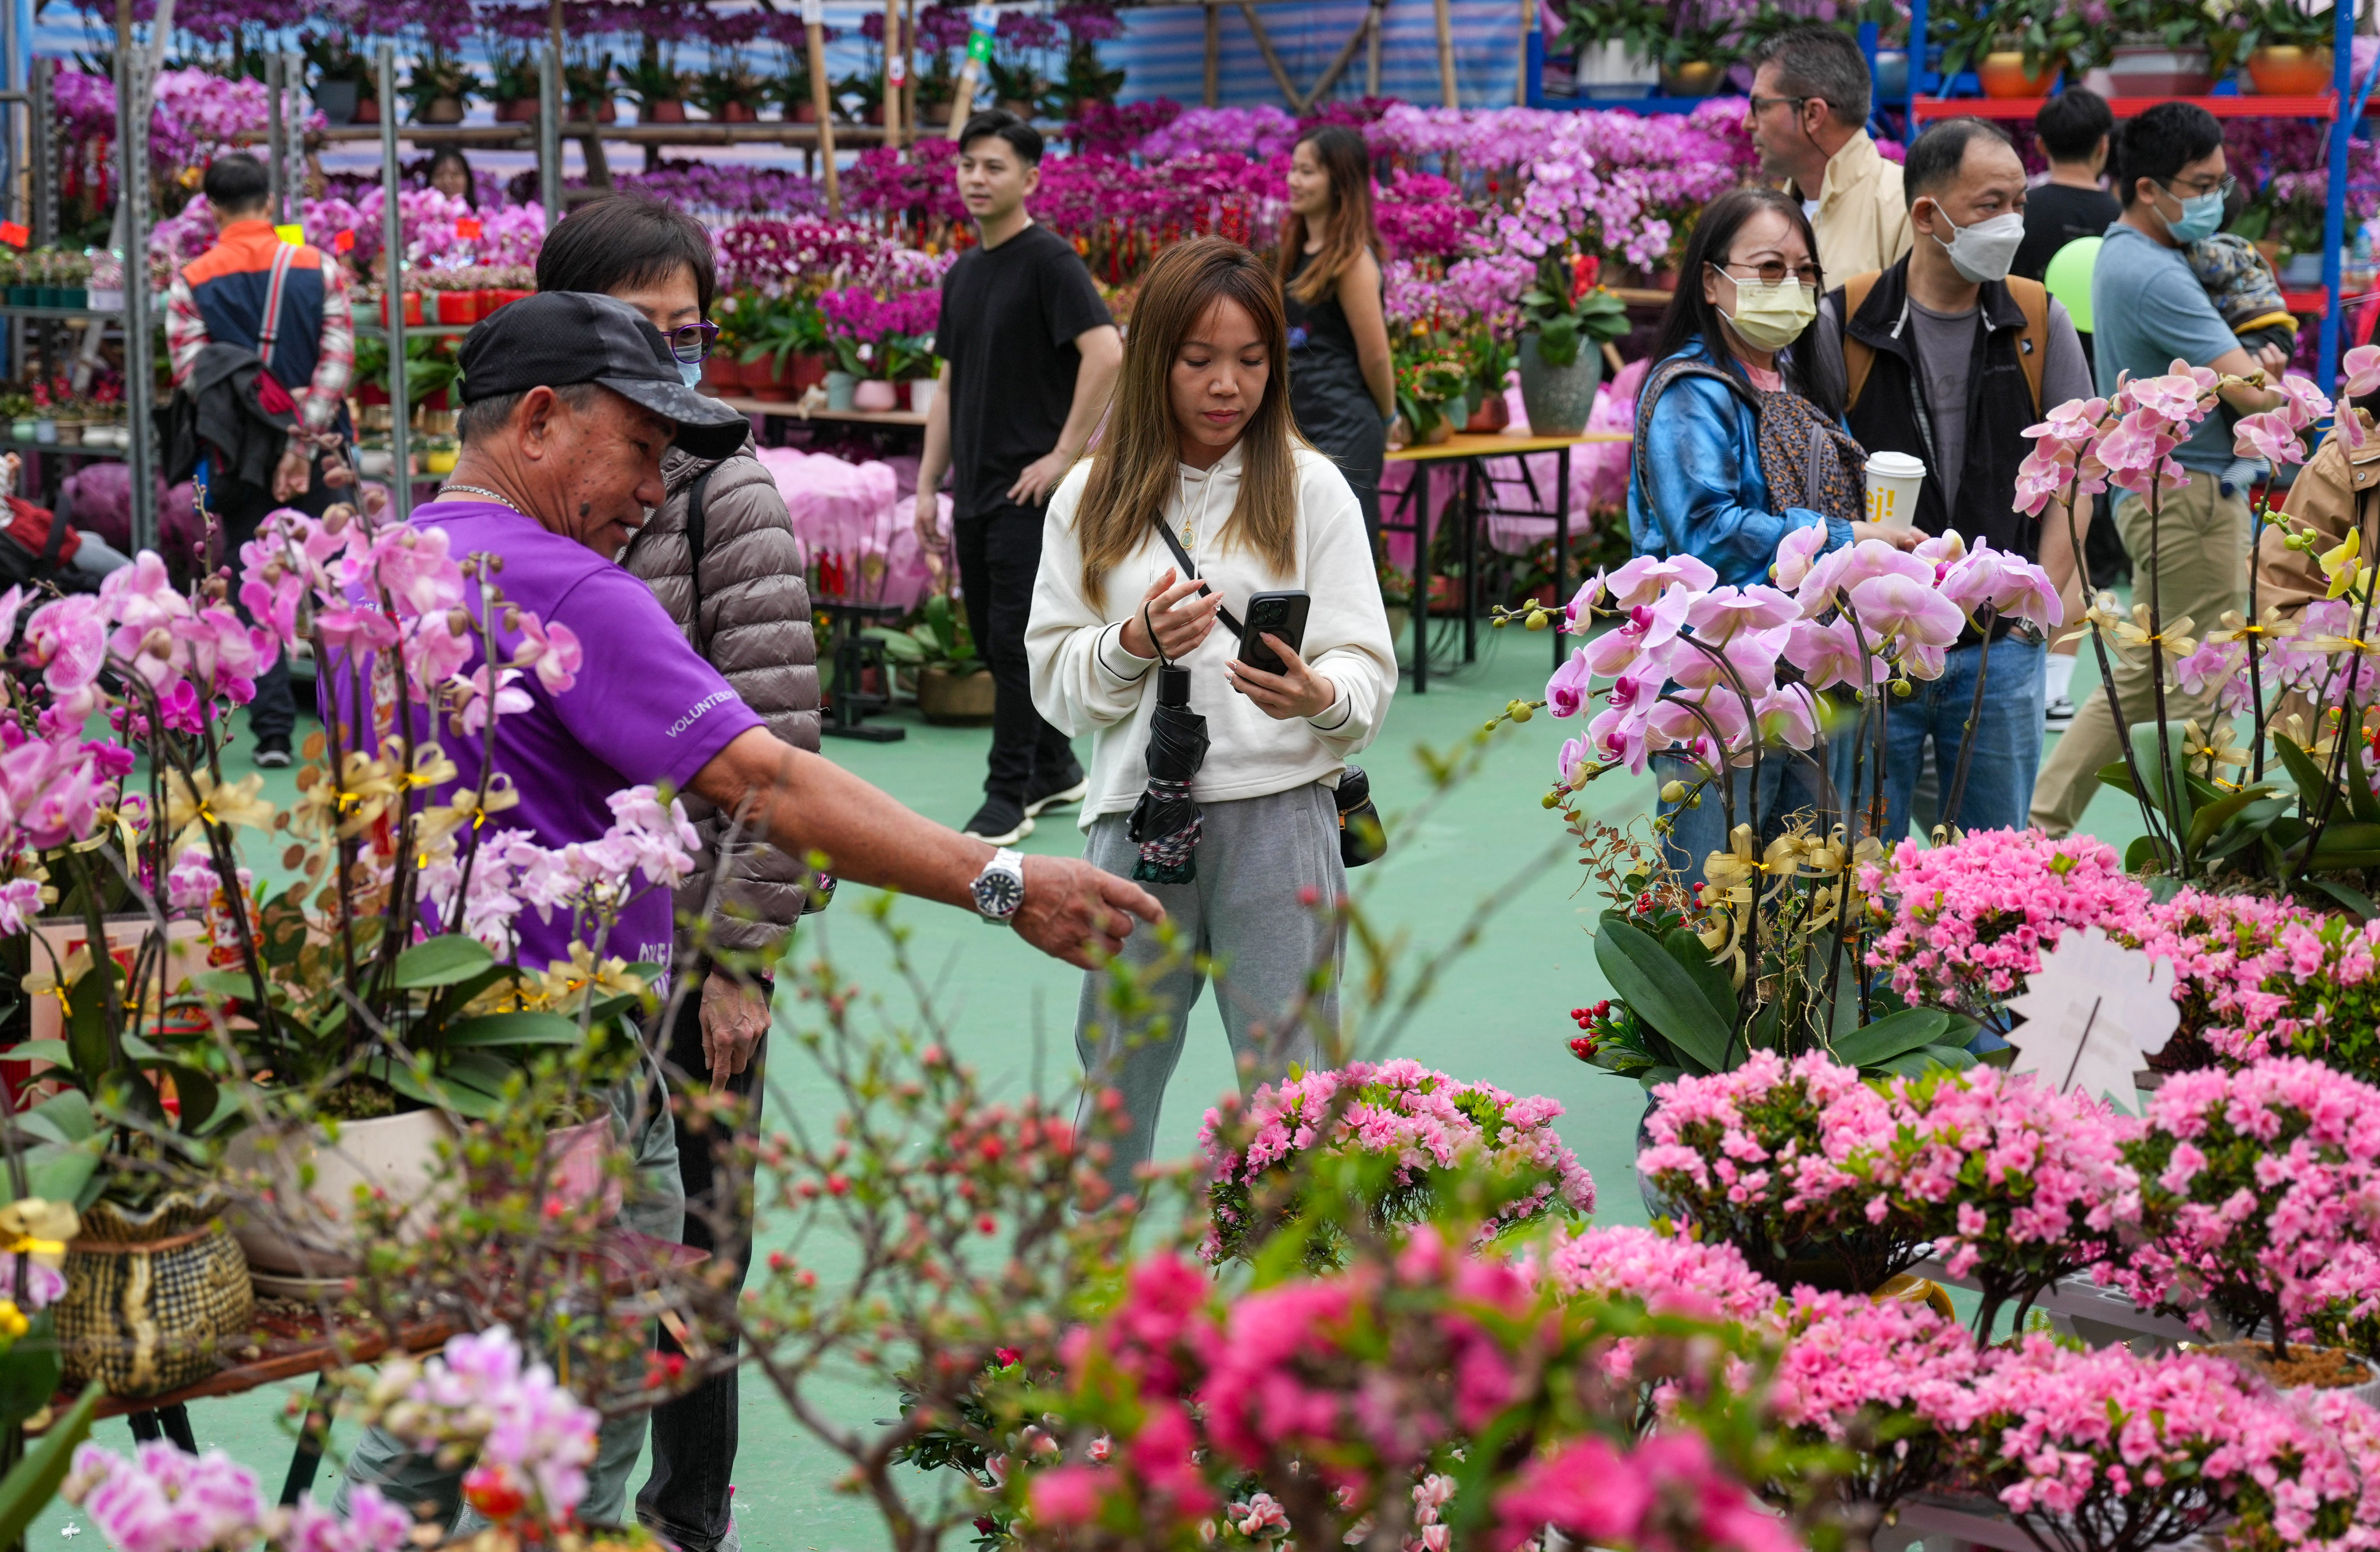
xmin=1127 ymin=663 xmax=1208 ymax=884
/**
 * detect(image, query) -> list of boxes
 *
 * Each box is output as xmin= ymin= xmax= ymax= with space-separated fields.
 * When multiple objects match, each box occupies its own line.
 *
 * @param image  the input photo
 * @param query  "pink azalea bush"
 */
xmin=1858 ymin=830 xmax=2153 ymax=1020
xmin=1018 ymin=1231 xmax=1802 ymax=1552
xmin=1870 ymin=1065 xmax=2141 ymax=1332
xmin=2105 ymin=1058 xmax=2380 ymax=1348
xmin=1198 ymin=1059 xmax=1594 ymax=1266
xmin=1949 ymin=1336 xmax=2367 ymax=1552
xmin=1768 ymin=1289 xmax=1986 ymax=1510
xmin=1636 ymin=1051 xmax=1928 ymax=1290
xmin=2131 ymin=888 xmax=2380 ymax=1074
xmin=1540 ymin=1224 xmax=1778 ymax=1326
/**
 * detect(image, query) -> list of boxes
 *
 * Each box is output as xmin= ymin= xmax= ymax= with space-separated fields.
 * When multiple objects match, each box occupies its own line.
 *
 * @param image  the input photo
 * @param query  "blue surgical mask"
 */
xmin=2167 ymin=187 xmax=2225 ymax=245
xmin=679 ymin=358 xmax=704 ymax=388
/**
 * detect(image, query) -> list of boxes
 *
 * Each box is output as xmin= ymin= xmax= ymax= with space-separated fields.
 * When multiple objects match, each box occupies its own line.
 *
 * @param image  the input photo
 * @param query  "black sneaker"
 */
xmin=253 ymin=738 xmax=293 ymax=770
xmin=1023 ymin=761 xmax=1088 ymax=818
xmin=962 ymin=796 xmax=1033 ymax=846
xmin=2043 ymin=696 xmax=2077 ymax=733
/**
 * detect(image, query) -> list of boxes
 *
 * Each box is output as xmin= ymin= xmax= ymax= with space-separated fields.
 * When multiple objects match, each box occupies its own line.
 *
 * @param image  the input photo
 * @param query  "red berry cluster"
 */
xmin=1567 ymin=1000 xmax=1613 ymax=1061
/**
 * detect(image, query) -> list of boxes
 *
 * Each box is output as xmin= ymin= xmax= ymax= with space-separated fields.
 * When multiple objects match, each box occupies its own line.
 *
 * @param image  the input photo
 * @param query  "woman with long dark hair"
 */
xmin=1280 ymin=125 xmax=1395 ymax=543
xmin=1028 ymin=237 xmax=1395 ymax=1199
xmin=1630 ymin=185 xmax=1913 ymax=881
xmin=425 ymin=146 xmax=477 ymax=208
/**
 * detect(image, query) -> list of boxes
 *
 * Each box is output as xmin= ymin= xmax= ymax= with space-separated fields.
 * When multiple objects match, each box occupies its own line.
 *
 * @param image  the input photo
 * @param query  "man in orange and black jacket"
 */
xmin=164 ymin=151 xmax=353 ymax=768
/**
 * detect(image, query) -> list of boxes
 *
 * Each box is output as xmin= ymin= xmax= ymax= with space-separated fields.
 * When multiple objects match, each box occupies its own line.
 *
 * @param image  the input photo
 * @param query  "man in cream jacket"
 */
xmin=1744 ymin=23 xmax=1912 ymax=283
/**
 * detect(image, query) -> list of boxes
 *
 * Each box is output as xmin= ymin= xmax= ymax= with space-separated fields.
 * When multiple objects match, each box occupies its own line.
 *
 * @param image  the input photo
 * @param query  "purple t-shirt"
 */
xmin=321 ymin=500 xmax=763 ymax=975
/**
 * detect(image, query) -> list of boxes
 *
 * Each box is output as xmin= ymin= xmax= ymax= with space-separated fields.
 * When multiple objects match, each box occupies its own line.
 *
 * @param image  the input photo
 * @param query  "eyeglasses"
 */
xmin=664 ymin=320 xmax=720 ymax=364
xmin=2161 ymin=173 xmax=2238 ymax=202
xmin=1746 ymin=94 xmax=1808 ymax=116
xmin=1714 ymin=259 xmax=1824 ymax=289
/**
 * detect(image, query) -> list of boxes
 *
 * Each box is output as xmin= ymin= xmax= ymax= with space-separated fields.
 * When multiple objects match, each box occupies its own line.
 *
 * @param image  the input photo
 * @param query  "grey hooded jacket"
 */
xmin=623 ymin=437 xmax=821 ymax=958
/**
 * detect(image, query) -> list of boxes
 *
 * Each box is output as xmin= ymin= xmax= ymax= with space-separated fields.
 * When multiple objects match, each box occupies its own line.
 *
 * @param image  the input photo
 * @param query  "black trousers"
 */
xmin=953 ymin=504 xmax=1073 ymax=800
xmin=636 ymin=971 xmax=764 ymax=1552
xmin=209 ymin=456 xmax=335 ymax=747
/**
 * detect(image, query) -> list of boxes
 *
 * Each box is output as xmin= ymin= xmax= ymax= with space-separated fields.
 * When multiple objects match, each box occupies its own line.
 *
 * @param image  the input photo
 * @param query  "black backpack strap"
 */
xmin=1151 ymin=517 xmax=1244 ymax=639
xmin=683 ymin=464 xmax=720 ymax=656
xmin=1631 ymin=359 xmax=1763 ymax=513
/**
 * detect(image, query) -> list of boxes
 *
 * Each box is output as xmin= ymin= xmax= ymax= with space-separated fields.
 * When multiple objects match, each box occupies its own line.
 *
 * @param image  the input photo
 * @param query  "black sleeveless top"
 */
xmin=1283 ymin=248 xmax=1386 ymax=524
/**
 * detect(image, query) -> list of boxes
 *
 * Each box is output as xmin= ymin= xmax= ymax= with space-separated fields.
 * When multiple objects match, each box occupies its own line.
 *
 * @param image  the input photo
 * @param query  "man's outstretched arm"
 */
xmin=688 ymin=727 xmax=1159 ymax=967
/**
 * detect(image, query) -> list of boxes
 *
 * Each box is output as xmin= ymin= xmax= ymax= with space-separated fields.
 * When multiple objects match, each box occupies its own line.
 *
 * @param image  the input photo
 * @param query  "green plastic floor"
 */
xmin=33 ymin=622 xmax=2158 ymax=1550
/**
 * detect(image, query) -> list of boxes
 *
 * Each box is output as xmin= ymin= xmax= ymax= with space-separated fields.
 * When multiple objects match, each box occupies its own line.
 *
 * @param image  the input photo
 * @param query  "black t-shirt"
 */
xmin=2013 ymin=182 xmax=2123 ymax=284
xmin=936 ymin=223 xmax=1113 ymax=520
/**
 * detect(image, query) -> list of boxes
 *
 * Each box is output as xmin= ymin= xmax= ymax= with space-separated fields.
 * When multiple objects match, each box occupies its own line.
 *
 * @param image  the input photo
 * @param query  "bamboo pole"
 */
xmin=882 ymin=0 xmax=904 ymax=146
xmin=900 ymin=0 xmax=918 ymax=142
xmin=1367 ymin=0 xmax=1384 ymax=95
xmin=1434 ymin=0 xmax=1457 ymax=106
xmin=1237 ymin=2 xmax=1302 ymax=109
xmin=944 ymin=4 xmax=994 ymax=139
xmin=807 ymin=0 xmax=841 ymax=212
xmin=1203 ymin=0 xmax=1220 ymax=106
xmin=1516 ymin=0 xmax=1530 ymax=104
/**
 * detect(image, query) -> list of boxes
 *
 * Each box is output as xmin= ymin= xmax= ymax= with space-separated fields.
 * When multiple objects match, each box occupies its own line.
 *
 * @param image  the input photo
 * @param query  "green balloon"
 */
xmin=2044 ymin=235 xmax=2103 ymax=334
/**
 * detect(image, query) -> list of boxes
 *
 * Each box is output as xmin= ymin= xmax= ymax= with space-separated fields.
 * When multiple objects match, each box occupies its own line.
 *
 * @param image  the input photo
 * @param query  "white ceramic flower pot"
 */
xmin=221 ymin=1107 xmax=458 ymax=1280
xmin=907 ymin=376 xmax=939 ymax=420
xmin=1570 ymin=39 xmax=1659 ymax=101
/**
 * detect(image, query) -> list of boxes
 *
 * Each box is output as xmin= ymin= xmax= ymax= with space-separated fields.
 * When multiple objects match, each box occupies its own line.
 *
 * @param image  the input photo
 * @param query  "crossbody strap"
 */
xmin=684 ymin=464 xmax=720 ymax=656
xmin=1150 ymin=517 xmax=1243 ymax=639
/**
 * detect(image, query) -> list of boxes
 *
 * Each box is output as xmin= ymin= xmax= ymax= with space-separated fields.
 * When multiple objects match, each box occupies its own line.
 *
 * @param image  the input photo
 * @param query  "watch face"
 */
xmin=974 ymin=867 xmax=1024 ymax=918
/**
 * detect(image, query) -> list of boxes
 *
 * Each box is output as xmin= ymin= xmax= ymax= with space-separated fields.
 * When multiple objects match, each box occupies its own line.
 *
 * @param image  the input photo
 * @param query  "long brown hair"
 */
xmin=1075 ymin=237 xmax=1302 ymax=603
xmin=1279 ymin=125 xmax=1380 ymax=305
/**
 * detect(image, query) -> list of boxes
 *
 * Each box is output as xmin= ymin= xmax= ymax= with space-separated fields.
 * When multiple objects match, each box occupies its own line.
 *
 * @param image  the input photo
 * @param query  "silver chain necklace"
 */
xmin=438 ymin=483 xmax=521 ymax=514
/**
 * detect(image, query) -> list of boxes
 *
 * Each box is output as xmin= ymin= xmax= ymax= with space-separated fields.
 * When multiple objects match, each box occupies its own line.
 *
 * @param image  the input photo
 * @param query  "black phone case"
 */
xmin=1236 ymin=591 xmax=1311 ymax=676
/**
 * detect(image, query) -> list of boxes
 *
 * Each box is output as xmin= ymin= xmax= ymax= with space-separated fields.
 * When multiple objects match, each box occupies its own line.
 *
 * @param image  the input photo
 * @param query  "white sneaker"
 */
xmin=2043 ymin=696 xmax=2077 ymax=732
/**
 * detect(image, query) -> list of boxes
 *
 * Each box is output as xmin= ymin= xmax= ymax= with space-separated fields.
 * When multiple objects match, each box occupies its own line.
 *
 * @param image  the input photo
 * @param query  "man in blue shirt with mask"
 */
xmin=2029 ymin=100 xmax=2288 ymax=835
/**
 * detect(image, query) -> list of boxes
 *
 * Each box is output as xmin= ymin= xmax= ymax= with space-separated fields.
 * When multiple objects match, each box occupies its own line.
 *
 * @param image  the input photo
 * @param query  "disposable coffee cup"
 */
xmin=1864 ymin=451 xmax=1926 ymax=529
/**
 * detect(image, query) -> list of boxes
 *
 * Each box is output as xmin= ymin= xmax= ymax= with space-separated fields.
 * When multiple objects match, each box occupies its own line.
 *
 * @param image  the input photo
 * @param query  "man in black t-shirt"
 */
xmin=913 ymin=109 xmax=1123 ymax=845
xmin=2012 ymin=90 xmax=2123 ymax=286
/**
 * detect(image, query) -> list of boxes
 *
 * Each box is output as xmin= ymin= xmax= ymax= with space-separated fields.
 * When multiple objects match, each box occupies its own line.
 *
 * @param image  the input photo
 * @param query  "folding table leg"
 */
xmin=1414 ymin=463 xmax=1433 ymax=693
xmin=280 ymin=1374 xmax=338 ymax=1506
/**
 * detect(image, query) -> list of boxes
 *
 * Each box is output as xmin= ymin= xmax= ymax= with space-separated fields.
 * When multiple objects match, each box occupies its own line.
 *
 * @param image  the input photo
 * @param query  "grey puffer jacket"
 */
xmin=624 ymin=437 xmax=820 ymax=957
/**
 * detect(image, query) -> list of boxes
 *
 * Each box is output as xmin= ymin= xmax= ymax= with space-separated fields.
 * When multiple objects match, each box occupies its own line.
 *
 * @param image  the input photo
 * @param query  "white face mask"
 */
xmin=1926 ymin=201 xmax=2027 ymax=284
xmin=679 ymin=358 xmax=705 ymax=388
xmin=1716 ymin=272 xmax=1818 ymax=352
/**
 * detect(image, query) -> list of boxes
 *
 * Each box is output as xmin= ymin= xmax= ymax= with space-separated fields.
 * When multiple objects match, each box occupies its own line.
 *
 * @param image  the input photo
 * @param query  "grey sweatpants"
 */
xmin=332 ymin=1075 xmax=684 ymax=1530
xmin=1075 ymin=782 xmax=1347 ymax=1200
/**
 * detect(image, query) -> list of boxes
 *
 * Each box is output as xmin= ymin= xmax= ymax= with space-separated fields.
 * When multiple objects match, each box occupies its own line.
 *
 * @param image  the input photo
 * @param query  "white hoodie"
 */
xmin=1028 ymin=444 xmax=1397 ymax=828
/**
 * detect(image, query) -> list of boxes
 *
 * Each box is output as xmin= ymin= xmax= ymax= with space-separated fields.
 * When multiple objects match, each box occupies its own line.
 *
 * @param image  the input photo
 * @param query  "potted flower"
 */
xmin=1377 ymin=561 xmax=1412 ymax=648
xmin=2239 ymin=0 xmax=2338 ymax=93
xmin=1934 ymin=0 xmax=2082 ymax=96
xmin=1463 ymin=332 xmax=1515 ymax=433
xmin=2109 ymin=1059 xmax=2380 ymax=1392
xmin=406 ymin=47 xmax=478 ymax=126
xmin=1392 ymin=338 xmax=1470 ymax=446
xmin=302 ymin=31 xmax=373 ymax=126
xmin=1554 ymin=0 xmax=1663 ymax=100
xmin=735 ymin=292 xmax=831 ymax=400
xmin=565 ymin=54 xmax=618 ymax=123
xmin=696 ymin=66 xmax=768 ymax=123
xmin=2088 ymin=0 xmax=2220 ymax=95
xmin=818 ymin=285 xmax=938 ymax=412
xmin=1654 ymin=19 xmax=1739 ymax=97
xmin=622 ymin=47 xmax=689 ymax=123
xmin=1516 ymin=252 xmax=1629 ymax=437
xmin=1768 ymin=1288 xmax=1982 ymax=1514
xmin=871 ymin=593 xmax=992 ymax=724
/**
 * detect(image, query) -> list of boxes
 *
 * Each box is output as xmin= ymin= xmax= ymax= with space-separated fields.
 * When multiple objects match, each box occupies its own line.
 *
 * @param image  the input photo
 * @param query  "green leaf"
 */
xmin=2185 ymin=786 xmax=2266 ymax=859
xmin=189 ymin=970 xmax=256 ymax=1003
xmin=1661 ymin=927 xmax=1737 ymax=1029
xmin=2130 ymin=722 xmax=2192 ymax=834
xmin=2306 ymin=877 xmax=2380 ymax=919
xmin=19 ymin=1141 xmax=98 ymax=1206
xmin=391 ymin=935 xmax=496 ymax=990
xmin=2095 ymin=760 xmax=2138 ymax=798
xmin=1877 ymin=1044 xmax=1976 ymax=1079
xmin=2347 ymin=705 xmax=2380 ymax=823
xmin=62 ymin=967 xmax=114 ymax=1083
xmin=2125 ymin=833 xmax=2174 ymax=873
xmin=1919 ymin=1042 xmax=1980 ymax=1071
xmin=443 ymin=1011 xmax=584 ymax=1049
xmin=0 ymin=1315 xmax=62 ymax=1433
xmin=1595 ymin=919 xmax=1735 ymax=1075
xmin=1635 ymin=1064 xmax=1686 ymax=1094
xmin=2310 ymin=821 xmax=2380 ymax=868
xmin=377 ymin=1060 xmax=502 ymax=1120
xmin=0 ymin=1376 xmax=102 ymax=1539
xmin=20 ymin=1093 xmax=94 ymax=1146
xmin=2276 ymin=734 xmax=2331 ymax=816
xmin=1831 ymin=1006 xmax=1952 ymax=1068
xmin=439 ymin=1050 xmax=521 ymax=1099
xmin=4 ymin=1042 xmax=67 ymax=1071
xmin=161 ymin=1064 xmax=220 ymax=1135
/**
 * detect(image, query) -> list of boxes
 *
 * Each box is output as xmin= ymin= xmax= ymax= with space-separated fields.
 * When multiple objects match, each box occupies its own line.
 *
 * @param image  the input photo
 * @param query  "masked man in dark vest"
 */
xmin=1812 ymin=116 xmax=2097 ymax=843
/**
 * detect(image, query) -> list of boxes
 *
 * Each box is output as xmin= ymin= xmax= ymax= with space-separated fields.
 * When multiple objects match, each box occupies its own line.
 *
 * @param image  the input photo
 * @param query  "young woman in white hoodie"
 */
xmin=1028 ymin=236 xmax=1397 ymax=1199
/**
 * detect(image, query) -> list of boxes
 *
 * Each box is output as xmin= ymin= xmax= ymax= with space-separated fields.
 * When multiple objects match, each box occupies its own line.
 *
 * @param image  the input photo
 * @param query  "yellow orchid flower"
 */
xmin=2108 ymin=604 xmax=2198 ymax=664
xmin=2055 ymin=589 xmax=2131 ymax=652
xmin=532 ymin=942 xmax=649 ymax=1014
xmin=21 ymin=948 xmax=92 ymax=1018
xmin=0 ymin=1197 xmax=79 ymax=1267
xmin=2325 ymin=529 xmax=2364 ymax=599
xmin=2205 ymin=606 xmax=2300 ymax=648
xmin=165 ymin=770 xmax=277 ymax=846
xmin=2180 ymin=720 xmax=2249 ymax=782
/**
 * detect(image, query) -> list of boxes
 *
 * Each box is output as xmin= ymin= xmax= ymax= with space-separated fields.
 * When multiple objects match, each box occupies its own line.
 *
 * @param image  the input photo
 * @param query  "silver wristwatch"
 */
xmin=971 ymin=847 xmax=1026 ymax=922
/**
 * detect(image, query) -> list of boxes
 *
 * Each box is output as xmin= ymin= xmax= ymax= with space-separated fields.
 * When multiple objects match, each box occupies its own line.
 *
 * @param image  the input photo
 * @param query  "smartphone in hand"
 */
xmin=1236 ymin=591 xmax=1312 ymax=677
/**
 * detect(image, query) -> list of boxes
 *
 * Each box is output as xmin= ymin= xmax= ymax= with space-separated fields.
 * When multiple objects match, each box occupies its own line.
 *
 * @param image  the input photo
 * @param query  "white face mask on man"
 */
xmin=1923 ymin=199 xmax=2027 ymax=284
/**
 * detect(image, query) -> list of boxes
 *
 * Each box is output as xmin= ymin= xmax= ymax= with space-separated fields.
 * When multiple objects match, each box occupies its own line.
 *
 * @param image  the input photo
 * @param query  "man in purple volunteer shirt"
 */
xmin=326 ymin=292 xmax=1160 ymax=1533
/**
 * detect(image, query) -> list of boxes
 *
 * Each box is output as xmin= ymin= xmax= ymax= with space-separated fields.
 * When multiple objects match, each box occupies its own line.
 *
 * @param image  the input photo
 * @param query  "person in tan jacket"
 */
xmin=535 ymin=193 xmax=817 ymax=1552
xmin=2257 ymin=407 xmax=2380 ymax=619
xmin=1745 ymin=24 xmax=1912 ymax=285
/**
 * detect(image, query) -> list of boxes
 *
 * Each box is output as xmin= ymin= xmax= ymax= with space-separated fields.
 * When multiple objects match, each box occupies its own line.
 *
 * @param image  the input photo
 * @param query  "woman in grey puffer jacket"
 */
xmin=539 ymin=192 xmax=817 ymax=1552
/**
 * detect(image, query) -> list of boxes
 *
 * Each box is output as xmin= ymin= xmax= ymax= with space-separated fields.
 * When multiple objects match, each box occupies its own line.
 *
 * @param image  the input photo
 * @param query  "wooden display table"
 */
xmin=1383 ymin=431 xmax=1631 ymax=689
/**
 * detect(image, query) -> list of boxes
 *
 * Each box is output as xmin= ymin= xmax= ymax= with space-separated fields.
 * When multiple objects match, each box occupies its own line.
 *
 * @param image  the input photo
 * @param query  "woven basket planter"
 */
xmin=57 ymin=1189 xmax=253 ymax=1399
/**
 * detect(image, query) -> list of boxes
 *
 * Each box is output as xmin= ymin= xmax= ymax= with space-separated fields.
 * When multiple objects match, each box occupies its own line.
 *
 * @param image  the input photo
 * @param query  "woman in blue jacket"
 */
xmin=1626 ymin=186 xmax=1913 ymax=877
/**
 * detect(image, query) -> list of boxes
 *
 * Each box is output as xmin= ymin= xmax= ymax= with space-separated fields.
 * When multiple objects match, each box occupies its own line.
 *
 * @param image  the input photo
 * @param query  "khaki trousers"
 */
xmin=2028 ymin=471 xmax=2252 ymax=836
